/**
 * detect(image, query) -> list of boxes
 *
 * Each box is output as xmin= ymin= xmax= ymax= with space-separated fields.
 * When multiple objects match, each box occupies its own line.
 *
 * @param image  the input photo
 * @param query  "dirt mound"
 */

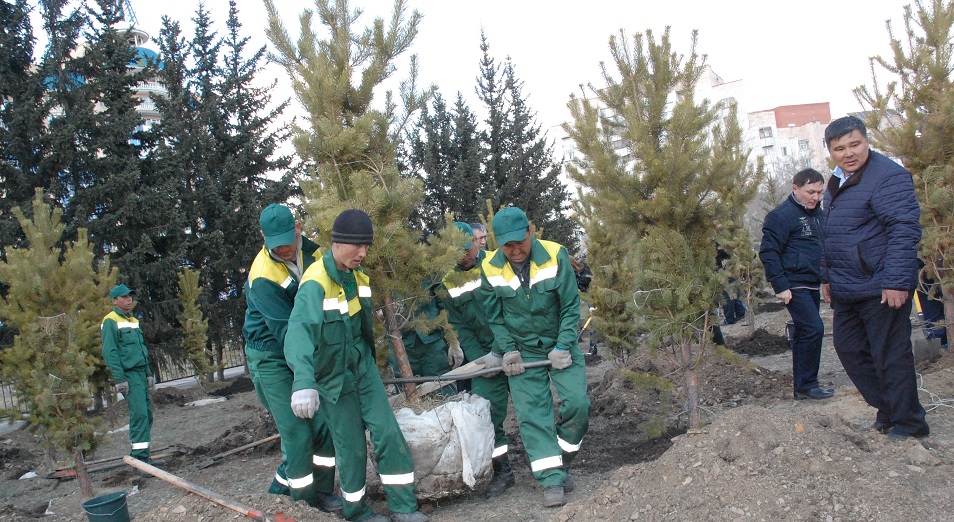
xmin=191 ymin=408 xmax=278 ymax=458
xmin=0 ymin=446 xmax=40 ymax=480
xmin=209 ymin=376 xmax=256 ymax=397
xmin=729 ymin=328 xmax=790 ymax=357
xmin=556 ymin=404 xmax=954 ymax=521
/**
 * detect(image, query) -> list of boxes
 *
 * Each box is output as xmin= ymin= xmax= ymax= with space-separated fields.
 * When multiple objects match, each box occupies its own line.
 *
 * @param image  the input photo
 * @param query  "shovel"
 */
xmin=195 ymin=434 xmax=280 ymax=470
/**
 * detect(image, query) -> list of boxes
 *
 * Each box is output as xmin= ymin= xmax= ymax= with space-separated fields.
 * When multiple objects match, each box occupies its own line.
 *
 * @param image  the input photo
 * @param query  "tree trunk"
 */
xmin=74 ymin=448 xmax=95 ymax=500
xmin=679 ymin=340 xmax=701 ymax=429
xmin=382 ymin=293 xmax=419 ymax=402
xmin=745 ymin=288 xmax=757 ymax=338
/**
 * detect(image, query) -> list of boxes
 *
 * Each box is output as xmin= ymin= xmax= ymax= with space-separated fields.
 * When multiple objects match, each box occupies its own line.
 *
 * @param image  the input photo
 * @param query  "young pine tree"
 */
xmin=565 ymin=28 xmax=761 ymax=428
xmin=854 ymin=0 xmax=954 ymax=336
xmin=0 ymin=190 xmax=117 ymax=499
xmin=177 ymin=267 xmax=214 ymax=385
xmin=265 ymin=0 xmax=461 ymax=401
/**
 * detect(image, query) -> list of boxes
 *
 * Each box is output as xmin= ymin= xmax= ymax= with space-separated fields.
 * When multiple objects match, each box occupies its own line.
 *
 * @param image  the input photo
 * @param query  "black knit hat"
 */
xmin=332 ymin=209 xmax=374 ymax=245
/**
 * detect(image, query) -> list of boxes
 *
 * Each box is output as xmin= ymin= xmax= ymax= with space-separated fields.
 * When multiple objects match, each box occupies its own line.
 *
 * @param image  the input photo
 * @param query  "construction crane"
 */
xmin=120 ymin=0 xmax=139 ymax=28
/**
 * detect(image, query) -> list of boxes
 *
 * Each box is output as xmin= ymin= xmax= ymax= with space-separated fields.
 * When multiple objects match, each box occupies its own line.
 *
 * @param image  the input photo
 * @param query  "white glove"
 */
xmin=447 ymin=341 xmax=464 ymax=369
xmin=147 ymin=376 xmax=156 ymax=391
xmin=548 ymin=347 xmax=572 ymax=370
xmin=116 ymin=382 xmax=129 ymax=395
xmin=502 ymin=351 xmax=525 ymax=376
xmin=291 ymin=389 xmax=319 ymax=419
xmin=475 ymin=352 xmax=503 ymax=376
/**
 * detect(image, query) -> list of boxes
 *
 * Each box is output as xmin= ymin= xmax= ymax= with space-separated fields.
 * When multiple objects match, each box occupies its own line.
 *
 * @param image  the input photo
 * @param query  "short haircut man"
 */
xmin=821 ymin=115 xmax=929 ymax=440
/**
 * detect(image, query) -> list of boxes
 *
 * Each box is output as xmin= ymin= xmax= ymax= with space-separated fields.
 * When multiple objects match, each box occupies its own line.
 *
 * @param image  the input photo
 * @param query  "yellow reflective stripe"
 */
xmin=558 ymin=437 xmax=582 ymax=453
xmin=131 ymin=442 xmax=149 ymax=450
xmin=287 ymin=473 xmax=314 ymax=489
xmin=313 ymin=455 xmax=335 ymax=467
xmin=274 ymin=472 xmax=288 ymax=486
xmin=341 ymin=486 xmax=366 ymax=502
xmin=379 ymin=472 xmax=414 ymax=485
xmin=348 ymin=296 xmax=362 ymax=317
xmin=358 ymin=285 xmax=371 ymax=298
xmin=447 ymin=279 xmax=481 ymax=298
xmin=492 ymin=444 xmax=508 ymax=458
xmin=280 ymin=275 xmax=294 ymax=289
xmin=487 ymin=274 xmax=520 ymax=290
xmin=529 ymin=265 xmax=558 ymax=287
xmin=530 ymin=455 xmax=563 ymax=472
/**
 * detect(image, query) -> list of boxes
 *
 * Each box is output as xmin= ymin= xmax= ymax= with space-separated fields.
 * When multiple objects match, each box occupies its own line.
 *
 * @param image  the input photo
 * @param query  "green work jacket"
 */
xmin=101 ymin=308 xmax=151 ymax=384
xmin=242 ymin=237 xmax=320 ymax=353
xmin=285 ymin=250 xmax=375 ymax=404
xmin=479 ymin=238 xmax=580 ymax=355
xmin=440 ymin=250 xmax=494 ymax=348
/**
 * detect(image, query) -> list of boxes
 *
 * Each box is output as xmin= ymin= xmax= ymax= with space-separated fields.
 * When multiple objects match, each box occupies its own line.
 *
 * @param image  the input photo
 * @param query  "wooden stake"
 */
xmin=122 ymin=456 xmax=295 ymax=522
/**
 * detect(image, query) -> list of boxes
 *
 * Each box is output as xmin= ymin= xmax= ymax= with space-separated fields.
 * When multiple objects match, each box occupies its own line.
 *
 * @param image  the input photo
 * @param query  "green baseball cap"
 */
xmin=260 ymin=204 xmax=297 ymax=250
xmin=453 ymin=222 xmax=474 ymax=249
xmin=109 ymin=284 xmax=134 ymax=299
xmin=492 ymin=207 xmax=529 ymax=245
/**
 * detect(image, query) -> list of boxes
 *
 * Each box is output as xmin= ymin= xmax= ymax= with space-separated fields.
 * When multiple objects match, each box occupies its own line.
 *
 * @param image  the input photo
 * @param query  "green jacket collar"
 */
xmin=322 ymin=248 xmax=364 ymax=287
xmin=113 ymin=307 xmax=133 ymax=318
xmin=488 ymin=237 xmax=550 ymax=268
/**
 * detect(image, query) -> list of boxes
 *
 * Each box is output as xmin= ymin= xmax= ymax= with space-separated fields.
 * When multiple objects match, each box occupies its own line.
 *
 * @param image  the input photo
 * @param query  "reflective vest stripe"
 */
xmin=358 ymin=285 xmax=371 ymax=298
xmin=530 ymin=455 xmax=563 ymax=472
xmin=280 ymin=275 xmax=294 ymax=289
xmin=131 ymin=442 xmax=149 ymax=450
xmin=379 ymin=472 xmax=414 ymax=485
xmin=530 ymin=265 xmax=558 ymax=286
xmin=492 ymin=444 xmax=508 ymax=458
xmin=486 ymin=274 xmax=520 ymax=290
xmin=116 ymin=322 xmax=140 ymax=329
xmin=287 ymin=473 xmax=314 ymax=489
xmin=341 ymin=486 xmax=366 ymax=502
xmin=558 ymin=436 xmax=582 ymax=453
xmin=322 ymin=298 xmax=347 ymax=314
xmin=313 ymin=455 xmax=335 ymax=467
xmin=274 ymin=472 xmax=288 ymax=486
xmin=447 ymin=279 xmax=481 ymax=298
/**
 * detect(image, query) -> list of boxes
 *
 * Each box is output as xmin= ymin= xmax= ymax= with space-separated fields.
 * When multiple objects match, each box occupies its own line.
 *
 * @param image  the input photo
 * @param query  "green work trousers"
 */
xmin=324 ymin=354 xmax=418 ymax=521
xmin=459 ymin=335 xmax=510 ymax=456
xmin=247 ymin=347 xmax=336 ymax=506
xmin=507 ymin=343 xmax=589 ymax=488
xmin=124 ymin=368 xmax=153 ymax=460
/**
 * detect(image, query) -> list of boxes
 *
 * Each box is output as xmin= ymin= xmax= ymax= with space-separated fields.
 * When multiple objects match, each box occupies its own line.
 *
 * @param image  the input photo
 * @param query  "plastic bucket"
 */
xmin=81 ymin=491 xmax=130 ymax=522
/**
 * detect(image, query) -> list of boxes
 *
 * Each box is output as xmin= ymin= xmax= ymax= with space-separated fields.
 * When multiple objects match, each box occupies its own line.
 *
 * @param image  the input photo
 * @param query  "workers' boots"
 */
xmin=391 ymin=511 xmax=429 ymax=522
xmin=543 ymin=485 xmax=566 ymax=507
xmin=484 ymin=455 xmax=516 ymax=498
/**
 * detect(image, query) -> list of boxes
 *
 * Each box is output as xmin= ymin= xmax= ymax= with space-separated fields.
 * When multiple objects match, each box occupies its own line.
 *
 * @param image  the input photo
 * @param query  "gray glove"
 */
xmin=475 ymin=352 xmax=503 ymax=376
xmin=447 ymin=341 xmax=464 ymax=369
xmin=147 ymin=376 xmax=156 ymax=391
xmin=502 ymin=351 xmax=525 ymax=376
xmin=548 ymin=347 xmax=572 ymax=370
xmin=116 ymin=382 xmax=129 ymax=395
xmin=291 ymin=389 xmax=319 ymax=419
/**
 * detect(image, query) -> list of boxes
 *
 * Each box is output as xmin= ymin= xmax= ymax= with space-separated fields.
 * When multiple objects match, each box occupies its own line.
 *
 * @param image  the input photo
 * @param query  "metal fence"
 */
xmin=0 ymin=342 xmax=247 ymax=419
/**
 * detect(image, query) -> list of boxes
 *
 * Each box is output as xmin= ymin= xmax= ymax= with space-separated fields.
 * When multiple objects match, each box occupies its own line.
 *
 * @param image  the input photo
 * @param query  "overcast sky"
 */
xmin=127 ymin=0 xmax=908 ymax=134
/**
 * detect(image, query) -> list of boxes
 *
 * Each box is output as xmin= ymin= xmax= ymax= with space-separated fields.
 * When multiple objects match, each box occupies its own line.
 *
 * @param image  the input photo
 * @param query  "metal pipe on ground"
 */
xmin=122 ymin=456 xmax=296 ymax=522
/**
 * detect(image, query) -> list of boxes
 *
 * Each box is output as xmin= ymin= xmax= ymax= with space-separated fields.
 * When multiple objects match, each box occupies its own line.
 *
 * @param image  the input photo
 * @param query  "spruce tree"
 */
xmin=565 ymin=28 xmax=761 ymax=428
xmin=265 ymin=0 xmax=462 ymax=401
xmin=854 ymin=0 xmax=954 ymax=335
xmin=0 ymin=190 xmax=117 ymax=499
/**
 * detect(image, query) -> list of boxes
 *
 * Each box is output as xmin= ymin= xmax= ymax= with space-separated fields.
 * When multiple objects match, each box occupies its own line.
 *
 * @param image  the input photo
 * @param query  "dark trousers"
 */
xmin=787 ymin=289 xmax=824 ymax=392
xmin=832 ymin=294 xmax=928 ymax=435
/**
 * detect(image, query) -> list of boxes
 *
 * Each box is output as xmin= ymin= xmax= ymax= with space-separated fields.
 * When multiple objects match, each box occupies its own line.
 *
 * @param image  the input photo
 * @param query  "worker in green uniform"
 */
xmin=439 ymin=222 xmax=514 ymax=497
xmin=478 ymin=207 xmax=590 ymax=508
xmin=101 ymin=284 xmax=161 ymax=466
xmin=390 ymin=276 xmax=463 ymax=397
xmin=285 ymin=209 xmax=427 ymax=522
xmin=243 ymin=204 xmax=342 ymax=513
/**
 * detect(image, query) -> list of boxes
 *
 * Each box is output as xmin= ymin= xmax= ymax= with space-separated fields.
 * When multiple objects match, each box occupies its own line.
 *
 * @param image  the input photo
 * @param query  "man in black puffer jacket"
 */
xmin=760 ymin=168 xmax=832 ymax=401
xmin=821 ymin=115 xmax=929 ymax=442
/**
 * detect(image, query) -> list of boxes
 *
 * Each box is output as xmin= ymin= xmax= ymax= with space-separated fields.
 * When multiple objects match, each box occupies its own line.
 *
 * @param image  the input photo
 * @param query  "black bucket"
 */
xmin=81 ymin=491 xmax=130 ymax=522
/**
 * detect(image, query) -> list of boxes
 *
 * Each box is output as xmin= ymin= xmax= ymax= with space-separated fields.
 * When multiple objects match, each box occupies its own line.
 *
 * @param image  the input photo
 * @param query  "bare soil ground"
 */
xmin=2 ymin=300 xmax=953 ymax=522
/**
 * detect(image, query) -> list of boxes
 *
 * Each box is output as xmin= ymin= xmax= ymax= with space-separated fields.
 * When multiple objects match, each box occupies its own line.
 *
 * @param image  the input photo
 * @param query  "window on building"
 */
xmin=798 ymin=140 xmax=810 ymax=151
xmin=781 ymin=146 xmax=788 ymax=156
xmin=759 ymin=127 xmax=773 ymax=139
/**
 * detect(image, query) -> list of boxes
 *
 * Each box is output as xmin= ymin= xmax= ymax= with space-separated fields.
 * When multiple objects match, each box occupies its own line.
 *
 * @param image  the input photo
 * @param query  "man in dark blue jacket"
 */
xmin=760 ymin=168 xmax=832 ymax=400
xmin=821 ymin=116 xmax=929 ymax=441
